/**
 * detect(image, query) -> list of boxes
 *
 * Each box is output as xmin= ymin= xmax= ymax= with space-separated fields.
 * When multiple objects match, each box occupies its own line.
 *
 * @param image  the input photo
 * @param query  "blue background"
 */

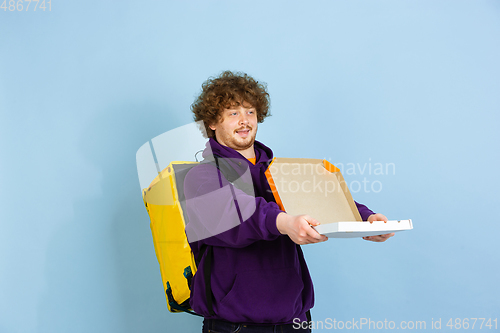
xmin=1 ymin=1 xmax=499 ymax=332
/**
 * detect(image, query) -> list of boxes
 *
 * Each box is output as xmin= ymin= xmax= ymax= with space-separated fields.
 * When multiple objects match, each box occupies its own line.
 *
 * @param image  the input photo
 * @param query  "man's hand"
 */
xmin=363 ymin=213 xmax=395 ymax=242
xmin=276 ymin=212 xmax=328 ymax=245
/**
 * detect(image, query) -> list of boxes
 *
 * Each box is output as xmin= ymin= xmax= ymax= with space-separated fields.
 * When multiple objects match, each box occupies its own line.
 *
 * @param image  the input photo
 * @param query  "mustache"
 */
xmin=235 ymin=126 xmax=252 ymax=132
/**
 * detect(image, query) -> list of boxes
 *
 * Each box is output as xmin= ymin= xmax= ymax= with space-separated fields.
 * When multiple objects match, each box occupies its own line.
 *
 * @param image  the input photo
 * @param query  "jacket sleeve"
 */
xmin=184 ymin=164 xmax=283 ymax=248
xmin=354 ymin=201 xmax=375 ymax=221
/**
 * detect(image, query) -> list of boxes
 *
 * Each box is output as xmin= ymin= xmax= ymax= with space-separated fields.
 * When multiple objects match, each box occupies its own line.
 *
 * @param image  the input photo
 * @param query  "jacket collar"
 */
xmin=202 ymin=138 xmax=274 ymax=165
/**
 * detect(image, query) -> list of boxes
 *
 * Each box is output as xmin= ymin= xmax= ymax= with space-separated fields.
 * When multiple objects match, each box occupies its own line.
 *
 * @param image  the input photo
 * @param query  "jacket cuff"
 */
xmin=265 ymin=207 xmax=283 ymax=236
xmin=356 ymin=201 xmax=375 ymax=221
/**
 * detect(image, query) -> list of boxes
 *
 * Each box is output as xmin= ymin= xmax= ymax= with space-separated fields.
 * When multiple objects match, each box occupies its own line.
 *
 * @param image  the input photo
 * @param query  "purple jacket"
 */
xmin=184 ymin=138 xmax=374 ymax=324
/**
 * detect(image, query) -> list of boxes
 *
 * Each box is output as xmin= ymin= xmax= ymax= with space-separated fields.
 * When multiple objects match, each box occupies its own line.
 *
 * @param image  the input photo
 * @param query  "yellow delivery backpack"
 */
xmin=142 ymin=161 xmax=201 ymax=315
xmin=142 ymin=157 xmax=245 ymax=315
xmin=142 ymin=157 xmax=312 ymax=323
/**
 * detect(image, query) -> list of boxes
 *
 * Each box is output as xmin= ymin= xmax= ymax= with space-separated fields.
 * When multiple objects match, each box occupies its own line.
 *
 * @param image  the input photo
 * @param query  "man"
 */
xmin=184 ymin=71 xmax=393 ymax=333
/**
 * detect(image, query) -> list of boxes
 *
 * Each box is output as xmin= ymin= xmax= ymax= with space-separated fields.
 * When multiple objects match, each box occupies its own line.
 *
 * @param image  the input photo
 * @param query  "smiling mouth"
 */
xmin=235 ymin=128 xmax=252 ymax=137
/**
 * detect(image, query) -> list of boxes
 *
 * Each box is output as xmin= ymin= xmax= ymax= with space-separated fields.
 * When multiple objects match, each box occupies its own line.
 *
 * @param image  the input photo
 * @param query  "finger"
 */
xmin=375 ymin=213 xmax=388 ymax=222
xmin=306 ymin=235 xmax=326 ymax=243
xmin=306 ymin=226 xmax=326 ymax=240
xmin=310 ymin=235 xmax=328 ymax=243
xmin=311 ymin=232 xmax=328 ymax=242
xmin=306 ymin=224 xmax=327 ymax=241
xmin=374 ymin=233 xmax=393 ymax=242
xmin=300 ymin=232 xmax=325 ymax=244
xmin=302 ymin=215 xmax=320 ymax=226
xmin=304 ymin=237 xmax=325 ymax=244
xmin=375 ymin=232 xmax=394 ymax=239
xmin=364 ymin=235 xmax=385 ymax=242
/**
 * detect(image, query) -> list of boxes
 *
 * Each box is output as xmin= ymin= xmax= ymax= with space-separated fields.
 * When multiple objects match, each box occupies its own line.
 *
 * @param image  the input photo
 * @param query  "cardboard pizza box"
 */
xmin=266 ymin=157 xmax=412 ymax=238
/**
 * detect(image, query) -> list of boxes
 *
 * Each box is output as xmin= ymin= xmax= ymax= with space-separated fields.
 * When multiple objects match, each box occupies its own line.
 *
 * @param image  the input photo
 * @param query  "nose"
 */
xmin=239 ymin=113 xmax=249 ymax=125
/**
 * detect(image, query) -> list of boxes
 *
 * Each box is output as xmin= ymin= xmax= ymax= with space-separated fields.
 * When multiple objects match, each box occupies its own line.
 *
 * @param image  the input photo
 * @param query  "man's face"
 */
xmin=209 ymin=103 xmax=258 ymax=153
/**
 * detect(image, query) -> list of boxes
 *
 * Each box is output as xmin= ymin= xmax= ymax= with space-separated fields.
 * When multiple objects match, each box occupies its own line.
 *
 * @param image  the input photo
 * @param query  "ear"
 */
xmin=209 ymin=112 xmax=223 ymax=130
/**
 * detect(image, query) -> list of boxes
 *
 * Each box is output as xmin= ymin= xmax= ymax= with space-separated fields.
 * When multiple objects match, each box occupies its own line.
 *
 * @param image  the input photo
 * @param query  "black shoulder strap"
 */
xmin=196 ymin=155 xmax=272 ymax=318
xmin=212 ymin=155 xmax=241 ymax=184
xmin=306 ymin=309 xmax=312 ymax=325
xmin=197 ymin=155 xmax=241 ymax=317
xmin=202 ymin=155 xmax=254 ymax=195
xmin=171 ymin=244 xmax=213 ymax=317
xmin=196 ymin=155 xmax=251 ymax=317
xmin=200 ymin=245 xmax=215 ymax=316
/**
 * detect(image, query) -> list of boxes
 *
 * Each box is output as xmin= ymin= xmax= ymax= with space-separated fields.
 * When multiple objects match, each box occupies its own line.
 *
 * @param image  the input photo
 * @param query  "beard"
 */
xmin=217 ymin=126 xmax=257 ymax=151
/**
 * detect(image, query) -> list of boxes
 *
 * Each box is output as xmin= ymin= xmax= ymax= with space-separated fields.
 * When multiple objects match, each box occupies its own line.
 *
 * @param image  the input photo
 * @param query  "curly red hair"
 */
xmin=191 ymin=71 xmax=271 ymax=138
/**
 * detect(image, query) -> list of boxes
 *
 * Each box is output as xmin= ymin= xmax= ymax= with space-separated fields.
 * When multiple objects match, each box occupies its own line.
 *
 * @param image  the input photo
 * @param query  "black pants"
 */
xmin=202 ymin=318 xmax=311 ymax=333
